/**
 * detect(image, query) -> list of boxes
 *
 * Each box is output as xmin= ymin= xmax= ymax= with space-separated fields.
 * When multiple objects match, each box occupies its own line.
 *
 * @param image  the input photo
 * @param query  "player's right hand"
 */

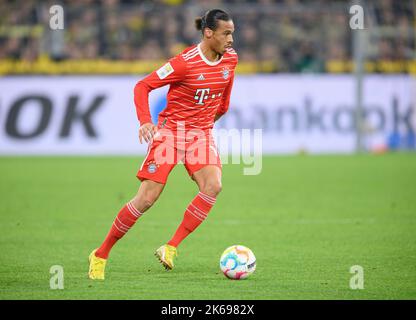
xmin=139 ymin=123 xmax=158 ymax=144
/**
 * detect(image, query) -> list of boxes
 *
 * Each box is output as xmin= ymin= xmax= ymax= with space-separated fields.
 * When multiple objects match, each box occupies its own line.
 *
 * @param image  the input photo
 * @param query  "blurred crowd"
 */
xmin=0 ymin=0 xmax=414 ymax=73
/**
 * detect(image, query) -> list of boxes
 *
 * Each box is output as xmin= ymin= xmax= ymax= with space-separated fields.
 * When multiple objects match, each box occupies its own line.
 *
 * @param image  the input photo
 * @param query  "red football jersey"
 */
xmin=134 ymin=43 xmax=238 ymax=131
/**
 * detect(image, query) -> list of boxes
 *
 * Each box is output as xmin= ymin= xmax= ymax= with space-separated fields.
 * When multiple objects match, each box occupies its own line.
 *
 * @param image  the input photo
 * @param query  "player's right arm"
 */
xmin=134 ymin=55 xmax=186 ymax=143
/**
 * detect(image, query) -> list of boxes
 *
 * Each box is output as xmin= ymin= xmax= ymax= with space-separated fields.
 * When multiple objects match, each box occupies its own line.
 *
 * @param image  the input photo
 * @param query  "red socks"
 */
xmin=168 ymin=192 xmax=216 ymax=247
xmin=95 ymin=202 xmax=142 ymax=259
xmin=95 ymin=192 xmax=216 ymax=259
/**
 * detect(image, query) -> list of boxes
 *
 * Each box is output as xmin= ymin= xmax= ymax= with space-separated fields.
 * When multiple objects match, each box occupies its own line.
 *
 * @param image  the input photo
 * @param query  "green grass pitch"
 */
xmin=0 ymin=154 xmax=415 ymax=299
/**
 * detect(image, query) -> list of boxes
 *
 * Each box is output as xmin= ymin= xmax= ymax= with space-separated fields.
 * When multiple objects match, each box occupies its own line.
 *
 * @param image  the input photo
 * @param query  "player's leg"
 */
xmin=156 ymin=165 xmax=221 ymax=271
xmin=89 ymin=137 xmax=175 ymax=279
xmin=89 ymin=180 xmax=165 ymax=280
xmin=95 ymin=179 xmax=165 ymax=259
xmin=191 ymin=164 xmax=222 ymax=197
xmin=167 ymin=165 xmax=221 ymax=247
xmin=156 ymin=136 xmax=222 ymax=270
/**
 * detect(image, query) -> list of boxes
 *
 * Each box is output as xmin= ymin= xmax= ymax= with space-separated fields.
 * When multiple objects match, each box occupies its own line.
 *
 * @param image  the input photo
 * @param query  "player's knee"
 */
xmin=201 ymin=180 xmax=222 ymax=198
xmin=141 ymin=191 xmax=160 ymax=211
xmin=132 ymin=189 xmax=160 ymax=213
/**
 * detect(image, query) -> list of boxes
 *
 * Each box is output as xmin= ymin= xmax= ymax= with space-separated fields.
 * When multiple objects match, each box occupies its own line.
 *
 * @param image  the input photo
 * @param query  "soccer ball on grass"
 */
xmin=219 ymin=245 xmax=256 ymax=280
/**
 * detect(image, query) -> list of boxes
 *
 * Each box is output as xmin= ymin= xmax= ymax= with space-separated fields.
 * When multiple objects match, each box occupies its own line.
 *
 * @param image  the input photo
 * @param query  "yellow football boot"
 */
xmin=155 ymin=244 xmax=178 ymax=270
xmin=88 ymin=249 xmax=107 ymax=280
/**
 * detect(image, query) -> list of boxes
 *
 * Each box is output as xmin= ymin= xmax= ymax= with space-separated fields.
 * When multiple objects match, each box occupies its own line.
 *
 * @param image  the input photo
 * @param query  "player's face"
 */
xmin=211 ymin=20 xmax=234 ymax=55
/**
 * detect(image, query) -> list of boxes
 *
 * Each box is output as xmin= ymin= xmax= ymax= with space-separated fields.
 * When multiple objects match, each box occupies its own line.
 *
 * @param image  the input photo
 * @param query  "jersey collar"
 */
xmin=197 ymin=43 xmax=223 ymax=66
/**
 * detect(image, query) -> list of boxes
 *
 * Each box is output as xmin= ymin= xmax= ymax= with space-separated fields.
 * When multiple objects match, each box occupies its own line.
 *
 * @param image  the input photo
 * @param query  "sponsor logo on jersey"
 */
xmin=194 ymin=88 xmax=210 ymax=105
xmin=156 ymin=62 xmax=174 ymax=79
xmin=222 ymin=67 xmax=229 ymax=79
xmin=197 ymin=74 xmax=205 ymax=80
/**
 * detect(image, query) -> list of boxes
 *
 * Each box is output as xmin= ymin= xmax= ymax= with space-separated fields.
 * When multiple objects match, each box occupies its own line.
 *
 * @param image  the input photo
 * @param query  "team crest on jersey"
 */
xmin=222 ymin=67 xmax=229 ymax=79
xmin=156 ymin=62 xmax=174 ymax=79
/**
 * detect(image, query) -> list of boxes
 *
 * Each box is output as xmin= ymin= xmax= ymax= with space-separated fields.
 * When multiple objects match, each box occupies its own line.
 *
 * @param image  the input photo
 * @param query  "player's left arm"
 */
xmin=215 ymin=54 xmax=238 ymax=122
xmin=215 ymin=72 xmax=235 ymax=122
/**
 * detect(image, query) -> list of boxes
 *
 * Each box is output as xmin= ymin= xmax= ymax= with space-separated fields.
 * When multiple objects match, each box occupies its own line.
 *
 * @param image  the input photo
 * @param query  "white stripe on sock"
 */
xmin=198 ymin=192 xmax=216 ymax=204
xmin=127 ymin=202 xmax=142 ymax=218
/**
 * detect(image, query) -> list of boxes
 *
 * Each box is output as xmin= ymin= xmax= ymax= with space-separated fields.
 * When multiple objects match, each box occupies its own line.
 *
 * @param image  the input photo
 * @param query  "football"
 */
xmin=219 ymin=245 xmax=256 ymax=280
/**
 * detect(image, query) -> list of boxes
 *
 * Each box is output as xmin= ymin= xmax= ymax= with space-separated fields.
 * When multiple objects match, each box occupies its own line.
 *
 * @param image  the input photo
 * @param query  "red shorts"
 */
xmin=137 ymin=130 xmax=222 ymax=184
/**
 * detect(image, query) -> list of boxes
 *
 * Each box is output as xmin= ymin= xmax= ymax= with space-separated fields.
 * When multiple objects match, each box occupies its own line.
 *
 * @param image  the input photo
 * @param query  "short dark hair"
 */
xmin=195 ymin=9 xmax=231 ymax=33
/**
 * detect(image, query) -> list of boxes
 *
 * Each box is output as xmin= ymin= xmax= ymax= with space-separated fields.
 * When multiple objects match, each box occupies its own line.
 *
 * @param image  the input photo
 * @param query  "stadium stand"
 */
xmin=0 ymin=0 xmax=414 ymax=74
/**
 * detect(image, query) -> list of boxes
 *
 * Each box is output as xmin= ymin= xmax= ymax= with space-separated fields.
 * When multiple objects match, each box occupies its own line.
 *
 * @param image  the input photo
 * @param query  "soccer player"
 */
xmin=89 ymin=9 xmax=237 ymax=280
